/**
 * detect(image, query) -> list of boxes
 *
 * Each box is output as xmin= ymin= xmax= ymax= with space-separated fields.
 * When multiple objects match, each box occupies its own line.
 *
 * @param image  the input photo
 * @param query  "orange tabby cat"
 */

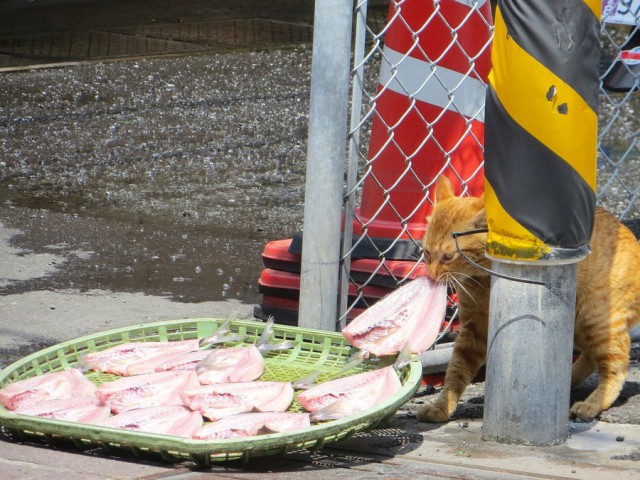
xmin=417 ymin=175 xmax=640 ymax=423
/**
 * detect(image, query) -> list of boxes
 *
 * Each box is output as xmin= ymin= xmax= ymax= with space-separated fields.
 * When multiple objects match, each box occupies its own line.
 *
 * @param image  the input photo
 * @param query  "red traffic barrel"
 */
xmin=355 ymin=0 xmax=493 ymax=240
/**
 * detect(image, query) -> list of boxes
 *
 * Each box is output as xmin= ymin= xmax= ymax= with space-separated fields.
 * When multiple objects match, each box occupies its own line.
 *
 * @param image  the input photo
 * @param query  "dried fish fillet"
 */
xmin=81 ymin=339 xmax=200 ymax=376
xmin=196 ymin=346 xmax=265 ymax=384
xmin=297 ymin=366 xmax=401 ymax=421
xmin=98 ymin=405 xmax=203 ymax=438
xmin=13 ymin=396 xmax=110 ymax=424
xmin=192 ymin=411 xmax=310 ymax=440
xmin=342 ymin=276 xmax=447 ymax=357
xmin=181 ymin=381 xmax=293 ymax=421
xmin=0 ymin=369 xmax=96 ymax=411
xmin=95 ymin=370 xmax=200 ymax=413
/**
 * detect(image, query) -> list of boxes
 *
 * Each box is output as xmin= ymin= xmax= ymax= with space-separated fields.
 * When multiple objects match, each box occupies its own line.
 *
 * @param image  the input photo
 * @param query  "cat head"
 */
xmin=422 ymin=176 xmax=489 ymax=283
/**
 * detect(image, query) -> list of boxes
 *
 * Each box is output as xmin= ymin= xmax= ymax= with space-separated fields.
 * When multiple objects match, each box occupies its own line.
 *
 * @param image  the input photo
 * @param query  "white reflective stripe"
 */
xmin=378 ymin=46 xmax=486 ymax=122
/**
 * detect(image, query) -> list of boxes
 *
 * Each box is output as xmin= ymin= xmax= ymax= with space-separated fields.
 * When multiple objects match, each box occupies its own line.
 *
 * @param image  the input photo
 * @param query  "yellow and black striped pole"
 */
xmin=482 ymin=0 xmax=601 ymax=445
xmin=485 ymin=0 xmax=600 ymax=261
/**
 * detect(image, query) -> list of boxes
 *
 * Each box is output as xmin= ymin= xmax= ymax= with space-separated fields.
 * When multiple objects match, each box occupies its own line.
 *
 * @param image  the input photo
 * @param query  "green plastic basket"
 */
xmin=0 ymin=318 xmax=423 ymax=465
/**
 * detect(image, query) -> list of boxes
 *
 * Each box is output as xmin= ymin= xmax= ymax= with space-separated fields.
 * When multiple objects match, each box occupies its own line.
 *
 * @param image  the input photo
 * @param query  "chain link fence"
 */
xmin=337 ymin=0 xmax=640 ymax=328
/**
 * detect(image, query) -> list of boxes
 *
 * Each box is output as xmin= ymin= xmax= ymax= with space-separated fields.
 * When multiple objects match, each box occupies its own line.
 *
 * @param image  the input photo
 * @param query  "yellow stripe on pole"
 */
xmin=484 ymin=180 xmax=551 ymax=261
xmin=489 ymin=8 xmax=597 ymax=190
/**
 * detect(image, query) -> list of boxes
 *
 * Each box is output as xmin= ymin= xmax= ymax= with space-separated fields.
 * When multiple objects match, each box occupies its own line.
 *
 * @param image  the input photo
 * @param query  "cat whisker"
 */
xmin=453 ymin=272 xmax=486 ymax=291
xmin=449 ymin=275 xmax=477 ymax=306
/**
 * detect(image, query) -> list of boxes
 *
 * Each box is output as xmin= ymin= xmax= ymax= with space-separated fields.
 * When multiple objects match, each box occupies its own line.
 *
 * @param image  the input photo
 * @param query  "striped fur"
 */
xmin=417 ymin=176 xmax=640 ymax=422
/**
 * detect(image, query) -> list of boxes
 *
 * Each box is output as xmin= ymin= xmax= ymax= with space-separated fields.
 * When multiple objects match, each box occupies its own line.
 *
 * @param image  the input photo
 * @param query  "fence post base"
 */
xmin=482 ymin=261 xmax=577 ymax=446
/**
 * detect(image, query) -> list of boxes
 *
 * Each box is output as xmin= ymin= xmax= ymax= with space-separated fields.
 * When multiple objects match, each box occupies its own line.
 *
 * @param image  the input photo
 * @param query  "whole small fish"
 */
xmin=81 ymin=339 xmax=200 ymax=376
xmin=192 ymin=411 xmax=310 ymax=440
xmin=181 ymin=381 xmax=294 ymax=421
xmin=98 ymin=405 xmax=203 ymax=438
xmin=0 ymin=369 xmax=96 ymax=411
xmin=95 ymin=370 xmax=200 ymax=413
xmin=342 ymin=276 xmax=447 ymax=357
xmin=13 ymin=396 xmax=111 ymax=424
xmin=297 ymin=366 xmax=402 ymax=421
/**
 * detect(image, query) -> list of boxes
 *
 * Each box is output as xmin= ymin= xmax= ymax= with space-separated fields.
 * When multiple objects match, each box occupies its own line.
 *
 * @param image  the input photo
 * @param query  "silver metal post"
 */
xmin=339 ymin=0 xmax=369 ymax=329
xmin=298 ymin=0 xmax=353 ymax=330
xmin=483 ymin=261 xmax=578 ymax=445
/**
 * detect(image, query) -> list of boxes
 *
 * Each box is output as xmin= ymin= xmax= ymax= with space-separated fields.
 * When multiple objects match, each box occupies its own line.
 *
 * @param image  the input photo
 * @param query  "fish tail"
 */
xmin=75 ymin=355 xmax=94 ymax=373
xmin=257 ymin=317 xmax=276 ymax=345
xmin=310 ymin=399 xmax=355 ymax=422
xmin=256 ymin=317 xmax=296 ymax=353
xmin=393 ymin=341 xmax=415 ymax=371
xmin=199 ymin=318 xmax=244 ymax=347
xmin=339 ymin=352 xmax=365 ymax=374
xmin=292 ymin=370 xmax=321 ymax=390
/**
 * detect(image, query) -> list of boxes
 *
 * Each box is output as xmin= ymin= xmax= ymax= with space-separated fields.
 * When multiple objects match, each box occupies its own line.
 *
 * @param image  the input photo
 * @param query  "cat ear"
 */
xmin=434 ymin=176 xmax=455 ymax=202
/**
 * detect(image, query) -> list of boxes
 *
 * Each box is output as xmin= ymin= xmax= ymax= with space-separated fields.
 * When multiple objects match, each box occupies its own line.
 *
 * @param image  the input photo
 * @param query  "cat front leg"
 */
xmin=417 ymin=324 xmax=487 ymax=423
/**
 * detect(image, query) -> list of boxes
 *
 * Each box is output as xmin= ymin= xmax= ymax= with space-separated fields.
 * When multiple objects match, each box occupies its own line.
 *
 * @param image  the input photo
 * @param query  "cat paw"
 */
xmin=570 ymin=401 xmax=601 ymax=422
xmin=416 ymin=403 xmax=451 ymax=423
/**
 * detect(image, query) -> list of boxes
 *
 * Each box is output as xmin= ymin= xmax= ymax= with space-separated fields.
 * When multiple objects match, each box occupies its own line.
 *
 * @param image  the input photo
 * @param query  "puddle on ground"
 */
xmin=0 ymin=51 xmax=311 ymax=305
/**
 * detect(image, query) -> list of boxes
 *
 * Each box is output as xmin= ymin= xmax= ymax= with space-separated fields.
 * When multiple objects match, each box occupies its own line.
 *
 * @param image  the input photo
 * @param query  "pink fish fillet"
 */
xmin=341 ymin=276 xmax=447 ymax=356
xmin=181 ymin=381 xmax=294 ymax=421
xmin=0 ymin=369 xmax=96 ymax=411
xmin=13 ymin=396 xmax=111 ymax=424
xmin=98 ymin=405 xmax=203 ymax=438
xmin=81 ymin=339 xmax=200 ymax=376
xmin=196 ymin=346 xmax=264 ymax=384
xmin=297 ymin=366 xmax=401 ymax=420
xmin=95 ymin=370 xmax=200 ymax=413
xmin=153 ymin=350 xmax=210 ymax=372
xmin=192 ymin=412 xmax=310 ymax=440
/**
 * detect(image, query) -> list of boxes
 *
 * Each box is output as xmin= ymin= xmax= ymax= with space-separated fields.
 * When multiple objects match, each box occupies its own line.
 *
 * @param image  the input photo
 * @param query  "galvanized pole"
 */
xmin=483 ymin=262 xmax=578 ymax=445
xmin=298 ymin=0 xmax=353 ymax=330
xmin=339 ymin=0 xmax=369 ymax=329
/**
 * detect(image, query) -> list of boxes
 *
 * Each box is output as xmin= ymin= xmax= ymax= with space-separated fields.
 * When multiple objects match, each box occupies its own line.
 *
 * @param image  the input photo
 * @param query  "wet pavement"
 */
xmin=0 ymin=47 xmax=314 ymax=366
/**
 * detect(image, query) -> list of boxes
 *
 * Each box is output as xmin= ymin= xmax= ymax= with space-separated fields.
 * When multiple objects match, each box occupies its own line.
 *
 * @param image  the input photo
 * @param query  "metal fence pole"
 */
xmin=298 ymin=0 xmax=353 ymax=331
xmin=339 ymin=0 xmax=369 ymax=329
